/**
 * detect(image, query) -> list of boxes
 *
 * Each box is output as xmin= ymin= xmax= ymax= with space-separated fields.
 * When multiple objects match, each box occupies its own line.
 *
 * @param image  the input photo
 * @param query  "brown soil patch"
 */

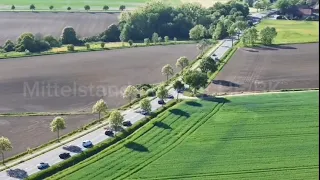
xmin=206 ymin=43 xmax=319 ymax=95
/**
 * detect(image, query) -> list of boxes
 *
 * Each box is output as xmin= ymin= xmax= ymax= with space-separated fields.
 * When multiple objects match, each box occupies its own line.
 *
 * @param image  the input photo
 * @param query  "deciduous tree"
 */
xmin=189 ymin=25 xmax=207 ymax=40
xmin=84 ymin=5 xmax=90 ymax=11
xmin=183 ymin=70 xmax=208 ymax=95
xmin=176 ymin=56 xmax=189 ymax=71
xmin=199 ymin=56 xmax=218 ymax=73
xmin=161 ymin=64 xmax=174 ymax=81
xmin=30 ymin=4 xmax=35 ymax=11
xmin=109 ymin=110 xmax=124 ymax=131
xmin=140 ymin=99 xmax=151 ymax=114
xmin=123 ymin=85 xmax=139 ymax=105
xmin=50 ymin=116 xmax=66 ymax=142
xmin=92 ymin=99 xmax=108 ymax=121
xmin=173 ymin=80 xmax=184 ymax=99
xmin=0 ymin=136 xmax=12 ymax=164
xmin=156 ymin=86 xmax=168 ymax=103
xmin=103 ymin=5 xmax=109 ymax=11
xmin=260 ymin=27 xmax=277 ymax=45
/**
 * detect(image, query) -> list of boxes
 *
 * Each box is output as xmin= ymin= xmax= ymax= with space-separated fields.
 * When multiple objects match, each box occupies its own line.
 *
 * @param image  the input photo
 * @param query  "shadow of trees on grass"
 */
xmin=153 ymin=121 xmax=172 ymax=130
xmin=169 ymin=109 xmax=190 ymax=117
xmin=124 ymin=141 xmax=149 ymax=152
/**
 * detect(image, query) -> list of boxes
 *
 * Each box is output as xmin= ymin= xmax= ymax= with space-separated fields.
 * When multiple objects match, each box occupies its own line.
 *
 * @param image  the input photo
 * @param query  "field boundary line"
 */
xmin=118 ymin=102 xmax=225 ymax=180
xmin=217 ymin=89 xmax=319 ymax=98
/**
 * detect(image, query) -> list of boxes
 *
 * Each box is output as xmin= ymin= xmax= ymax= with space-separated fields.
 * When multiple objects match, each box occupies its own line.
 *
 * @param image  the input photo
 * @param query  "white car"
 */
xmin=82 ymin=140 xmax=93 ymax=148
xmin=37 ymin=162 xmax=49 ymax=170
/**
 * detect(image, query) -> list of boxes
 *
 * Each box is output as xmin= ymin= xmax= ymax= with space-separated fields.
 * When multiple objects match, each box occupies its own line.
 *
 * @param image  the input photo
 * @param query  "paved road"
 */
xmin=0 ymin=13 xmax=268 ymax=179
xmin=0 ymin=38 xmax=237 ymax=180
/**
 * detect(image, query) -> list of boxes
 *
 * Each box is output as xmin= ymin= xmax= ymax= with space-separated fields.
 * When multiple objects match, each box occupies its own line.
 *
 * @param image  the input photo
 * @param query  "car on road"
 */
xmin=167 ymin=94 xmax=174 ymax=99
xmin=141 ymin=110 xmax=149 ymax=115
xmin=59 ymin=152 xmax=71 ymax=159
xmin=158 ymin=99 xmax=165 ymax=105
xmin=37 ymin=162 xmax=49 ymax=170
xmin=122 ymin=121 xmax=132 ymax=127
xmin=82 ymin=140 xmax=93 ymax=148
xmin=105 ymin=130 xmax=114 ymax=136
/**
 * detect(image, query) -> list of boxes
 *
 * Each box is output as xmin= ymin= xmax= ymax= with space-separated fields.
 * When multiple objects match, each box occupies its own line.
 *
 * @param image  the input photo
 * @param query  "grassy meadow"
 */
xmin=47 ymin=91 xmax=319 ymax=180
xmin=256 ymin=20 xmax=319 ymax=44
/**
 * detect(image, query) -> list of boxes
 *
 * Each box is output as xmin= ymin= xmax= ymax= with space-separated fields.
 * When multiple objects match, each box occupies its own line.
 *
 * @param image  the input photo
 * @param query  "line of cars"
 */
xmin=36 ymin=94 xmax=176 ymax=170
xmin=37 ymin=140 xmax=94 ymax=170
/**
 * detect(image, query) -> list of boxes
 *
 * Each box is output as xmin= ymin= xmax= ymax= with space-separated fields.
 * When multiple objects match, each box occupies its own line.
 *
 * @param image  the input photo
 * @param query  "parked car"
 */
xmin=122 ymin=121 xmax=132 ymax=127
xmin=82 ymin=140 xmax=93 ymax=148
xmin=167 ymin=94 xmax=174 ymax=99
xmin=158 ymin=99 xmax=165 ymax=105
xmin=59 ymin=152 xmax=71 ymax=159
xmin=136 ymin=94 xmax=140 ymax=98
xmin=105 ymin=130 xmax=114 ymax=136
xmin=37 ymin=162 xmax=49 ymax=170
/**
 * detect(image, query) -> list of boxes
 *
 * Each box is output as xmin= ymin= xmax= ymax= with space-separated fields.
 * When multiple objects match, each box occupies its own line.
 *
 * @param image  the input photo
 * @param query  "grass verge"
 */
xmin=0 ymin=41 xmax=194 ymax=60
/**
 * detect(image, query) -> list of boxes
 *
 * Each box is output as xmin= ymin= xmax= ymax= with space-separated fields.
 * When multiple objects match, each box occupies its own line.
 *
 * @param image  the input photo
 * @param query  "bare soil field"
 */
xmin=0 ymin=114 xmax=97 ymax=159
xmin=0 ymin=44 xmax=198 ymax=158
xmin=0 ymin=12 xmax=119 ymax=45
xmin=0 ymin=44 xmax=199 ymax=113
xmin=207 ymin=43 xmax=319 ymax=94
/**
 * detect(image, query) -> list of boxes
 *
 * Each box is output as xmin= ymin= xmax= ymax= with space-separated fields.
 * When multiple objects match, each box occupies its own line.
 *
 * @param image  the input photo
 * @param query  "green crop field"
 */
xmin=0 ymin=0 xmax=225 ymax=11
xmin=47 ymin=91 xmax=319 ymax=180
xmin=257 ymin=20 xmax=319 ymax=44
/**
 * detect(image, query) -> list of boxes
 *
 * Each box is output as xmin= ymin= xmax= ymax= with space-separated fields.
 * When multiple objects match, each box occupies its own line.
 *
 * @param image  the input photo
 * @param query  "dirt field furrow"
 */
xmin=207 ymin=43 xmax=319 ymax=94
xmin=0 ymin=44 xmax=199 ymax=158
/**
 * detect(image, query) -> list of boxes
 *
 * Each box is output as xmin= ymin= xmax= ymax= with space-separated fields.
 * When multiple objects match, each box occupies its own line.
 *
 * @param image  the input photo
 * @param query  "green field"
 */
xmin=48 ymin=91 xmax=319 ymax=180
xmin=257 ymin=20 xmax=319 ymax=44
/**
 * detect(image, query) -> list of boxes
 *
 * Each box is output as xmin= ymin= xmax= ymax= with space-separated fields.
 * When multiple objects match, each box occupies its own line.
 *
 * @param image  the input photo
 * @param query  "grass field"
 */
xmin=47 ymin=91 xmax=319 ymax=180
xmin=256 ymin=20 xmax=319 ymax=44
xmin=0 ymin=0 xmax=225 ymax=11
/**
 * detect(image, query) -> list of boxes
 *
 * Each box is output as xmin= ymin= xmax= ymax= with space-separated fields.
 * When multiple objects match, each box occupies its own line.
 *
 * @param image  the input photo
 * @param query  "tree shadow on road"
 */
xmin=62 ymin=145 xmax=83 ymax=153
xmin=6 ymin=168 xmax=28 ymax=179
xmin=154 ymin=121 xmax=172 ymax=130
xmin=212 ymin=80 xmax=240 ymax=87
xmin=185 ymin=101 xmax=202 ymax=107
xmin=124 ymin=141 xmax=149 ymax=152
xmin=169 ymin=109 xmax=190 ymax=118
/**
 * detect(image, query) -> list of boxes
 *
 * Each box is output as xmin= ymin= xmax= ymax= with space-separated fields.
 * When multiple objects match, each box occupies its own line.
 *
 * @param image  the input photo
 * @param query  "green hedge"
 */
xmin=26 ymin=100 xmax=179 ymax=180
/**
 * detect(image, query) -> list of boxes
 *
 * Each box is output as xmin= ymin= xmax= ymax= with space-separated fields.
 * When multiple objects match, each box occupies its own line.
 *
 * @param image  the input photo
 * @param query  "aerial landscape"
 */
xmin=0 ymin=0 xmax=318 ymax=180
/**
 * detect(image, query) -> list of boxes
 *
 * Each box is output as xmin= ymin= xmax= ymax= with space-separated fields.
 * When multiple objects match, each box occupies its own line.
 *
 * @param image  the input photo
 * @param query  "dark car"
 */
xmin=167 ymin=94 xmax=174 ymax=99
xmin=136 ymin=94 xmax=140 ymax=98
xmin=59 ymin=152 xmax=71 ymax=159
xmin=158 ymin=99 xmax=165 ymax=105
xmin=37 ymin=162 xmax=49 ymax=170
xmin=122 ymin=121 xmax=132 ymax=127
xmin=141 ymin=110 xmax=149 ymax=115
xmin=105 ymin=130 xmax=114 ymax=136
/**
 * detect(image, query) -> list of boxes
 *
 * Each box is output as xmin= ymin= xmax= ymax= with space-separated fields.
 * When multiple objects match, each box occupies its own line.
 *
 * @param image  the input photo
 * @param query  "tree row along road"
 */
xmin=0 ymin=38 xmax=233 ymax=180
xmin=0 ymin=13 xmax=266 ymax=179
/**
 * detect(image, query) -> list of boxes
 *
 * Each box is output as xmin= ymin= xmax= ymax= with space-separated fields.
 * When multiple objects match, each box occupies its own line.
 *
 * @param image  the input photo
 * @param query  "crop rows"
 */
xmin=49 ymin=91 xmax=319 ymax=180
